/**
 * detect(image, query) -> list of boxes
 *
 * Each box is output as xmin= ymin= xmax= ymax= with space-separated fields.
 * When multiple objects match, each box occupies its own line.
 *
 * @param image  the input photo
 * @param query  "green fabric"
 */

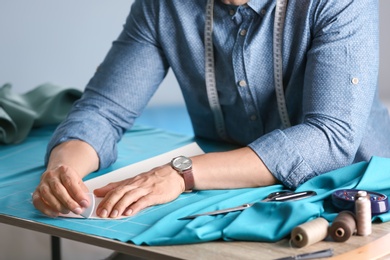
xmin=0 ymin=83 xmax=82 ymax=144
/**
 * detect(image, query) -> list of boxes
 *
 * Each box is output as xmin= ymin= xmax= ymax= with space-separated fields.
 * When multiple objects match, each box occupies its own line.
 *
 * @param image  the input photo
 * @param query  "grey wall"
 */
xmin=0 ymin=0 xmax=185 ymax=106
xmin=379 ymin=0 xmax=390 ymax=102
xmin=1 ymin=0 xmax=389 ymax=105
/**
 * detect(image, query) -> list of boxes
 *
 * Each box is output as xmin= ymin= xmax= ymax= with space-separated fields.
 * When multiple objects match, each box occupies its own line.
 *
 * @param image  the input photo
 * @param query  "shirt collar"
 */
xmin=246 ymin=0 xmax=265 ymax=15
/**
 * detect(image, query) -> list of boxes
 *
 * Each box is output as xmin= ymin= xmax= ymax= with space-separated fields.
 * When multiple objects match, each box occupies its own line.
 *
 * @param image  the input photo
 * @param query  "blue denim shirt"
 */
xmin=48 ymin=0 xmax=390 ymax=188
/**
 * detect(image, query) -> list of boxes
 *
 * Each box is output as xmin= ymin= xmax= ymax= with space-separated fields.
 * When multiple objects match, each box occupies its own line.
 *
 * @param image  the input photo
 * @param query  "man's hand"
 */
xmin=32 ymin=140 xmax=99 ymax=217
xmin=94 ymin=164 xmax=185 ymax=218
xmin=94 ymin=147 xmax=277 ymax=219
xmin=32 ymin=165 xmax=91 ymax=217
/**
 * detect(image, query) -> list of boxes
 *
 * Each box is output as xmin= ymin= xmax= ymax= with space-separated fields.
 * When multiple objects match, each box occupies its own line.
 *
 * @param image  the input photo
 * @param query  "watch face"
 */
xmin=172 ymin=156 xmax=192 ymax=171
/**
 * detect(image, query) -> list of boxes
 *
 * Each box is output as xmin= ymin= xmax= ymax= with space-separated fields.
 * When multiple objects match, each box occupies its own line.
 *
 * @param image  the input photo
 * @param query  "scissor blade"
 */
xmin=178 ymin=203 xmax=253 ymax=220
xmin=178 ymin=190 xmax=317 ymax=220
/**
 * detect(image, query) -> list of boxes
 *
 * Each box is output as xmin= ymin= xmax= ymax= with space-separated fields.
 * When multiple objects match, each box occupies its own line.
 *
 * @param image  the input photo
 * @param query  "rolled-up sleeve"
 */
xmin=249 ymin=0 xmax=379 ymax=188
xmin=46 ymin=0 xmax=169 ymax=168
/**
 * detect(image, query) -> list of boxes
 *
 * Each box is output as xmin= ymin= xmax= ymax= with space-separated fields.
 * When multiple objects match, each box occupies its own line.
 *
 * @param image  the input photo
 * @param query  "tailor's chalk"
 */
xmin=80 ymin=193 xmax=95 ymax=218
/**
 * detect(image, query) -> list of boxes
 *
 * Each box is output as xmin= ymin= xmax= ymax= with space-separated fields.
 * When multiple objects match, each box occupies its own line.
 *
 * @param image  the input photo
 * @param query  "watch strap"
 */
xmin=182 ymin=168 xmax=195 ymax=191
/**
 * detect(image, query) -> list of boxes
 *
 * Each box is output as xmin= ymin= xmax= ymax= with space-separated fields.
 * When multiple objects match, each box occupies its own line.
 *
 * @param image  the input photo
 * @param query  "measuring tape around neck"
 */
xmin=204 ymin=0 xmax=291 ymax=139
xmin=273 ymin=0 xmax=291 ymax=128
xmin=205 ymin=0 xmax=228 ymax=139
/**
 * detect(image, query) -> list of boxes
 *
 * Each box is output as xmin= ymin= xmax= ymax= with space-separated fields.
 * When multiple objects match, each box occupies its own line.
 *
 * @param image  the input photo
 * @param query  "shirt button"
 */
xmin=250 ymin=115 xmax=257 ymax=121
xmin=229 ymin=9 xmax=235 ymax=16
xmin=238 ymin=80 xmax=247 ymax=87
xmin=352 ymin=77 xmax=359 ymax=85
xmin=240 ymin=29 xmax=247 ymax=36
xmin=261 ymin=9 xmax=266 ymax=15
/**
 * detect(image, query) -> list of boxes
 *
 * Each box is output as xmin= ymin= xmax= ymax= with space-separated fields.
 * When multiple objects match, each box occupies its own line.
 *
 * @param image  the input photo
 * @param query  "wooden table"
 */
xmin=1 ymin=213 xmax=389 ymax=259
xmin=2 ymin=126 xmax=390 ymax=259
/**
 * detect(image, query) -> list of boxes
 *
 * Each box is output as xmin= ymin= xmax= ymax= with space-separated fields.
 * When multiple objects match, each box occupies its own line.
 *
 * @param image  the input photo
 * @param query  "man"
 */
xmin=33 ymin=0 xmax=390 ymax=219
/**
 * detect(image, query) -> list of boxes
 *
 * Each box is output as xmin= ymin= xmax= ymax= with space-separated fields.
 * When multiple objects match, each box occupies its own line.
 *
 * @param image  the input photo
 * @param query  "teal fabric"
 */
xmin=130 ymin=157 xmax=390 ymax=245
xmin=0 ymin=83 xmax=81 ymax=144
xmin=0 ymin=126 xmax=389 ymax=246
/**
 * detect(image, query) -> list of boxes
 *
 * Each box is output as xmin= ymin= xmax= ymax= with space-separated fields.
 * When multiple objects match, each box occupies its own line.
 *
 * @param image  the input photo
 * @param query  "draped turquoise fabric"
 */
xmin=0 ymin=126 xmax=389 ymax=246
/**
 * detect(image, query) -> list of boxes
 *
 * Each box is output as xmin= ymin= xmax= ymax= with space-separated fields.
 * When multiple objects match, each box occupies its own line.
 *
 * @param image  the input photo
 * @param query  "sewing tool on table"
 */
xmin=178 ymin=190 xmax=316 ymax=220
xmin=80 ymin=193 xmax=95 ymax=218
xmin=328 ymin=189 xmax=383 ymax=244
xmin=331 ymin=189 xmax=389 ymax=215
xmin=354 ymin=190 xmax=372 ymax=236
xmin=290 ymin=217 xmax=329 ymax=248
xmin=328 ymin=211 xmax=356 ymax=242
xmin=330 ymin=189 xmax=388 ymax=239
xmin=274 ymin=248 xmax=334 ymax=260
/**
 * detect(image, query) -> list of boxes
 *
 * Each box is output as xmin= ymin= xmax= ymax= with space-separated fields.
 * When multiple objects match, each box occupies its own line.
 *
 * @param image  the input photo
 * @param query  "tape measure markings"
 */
xmin=204 ymin=0 xmax=291 ymax=138
xmin=273 ymin=0 xmax=291 ymax=128
xmin=205 ymin=0 xmax=228 ymax=139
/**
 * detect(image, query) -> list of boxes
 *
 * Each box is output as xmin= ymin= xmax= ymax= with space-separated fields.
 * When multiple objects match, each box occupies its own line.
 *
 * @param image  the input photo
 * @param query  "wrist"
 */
xmin=170 ymin=156 xmax=195 ymax=191
xmin=48 ymin=140 xmax=99 ymax=178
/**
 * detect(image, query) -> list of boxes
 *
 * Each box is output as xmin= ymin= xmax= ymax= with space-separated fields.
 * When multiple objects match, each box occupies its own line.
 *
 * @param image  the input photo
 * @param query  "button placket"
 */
xmin=232 ymin=6 xmax=262 ymax=132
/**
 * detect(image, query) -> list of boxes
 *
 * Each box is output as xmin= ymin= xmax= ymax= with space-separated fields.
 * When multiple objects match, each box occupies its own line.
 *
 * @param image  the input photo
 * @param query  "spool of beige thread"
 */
xmin=291 ymin=217 xmax=329 ymax=247
xmin=355 ymin=190 xmax=372 ymax=236
xmin=329 ymin=211 xmax=356 ymax=242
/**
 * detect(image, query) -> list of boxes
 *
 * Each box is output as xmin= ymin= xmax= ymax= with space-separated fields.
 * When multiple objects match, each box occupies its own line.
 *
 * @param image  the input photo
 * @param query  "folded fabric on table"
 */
xmin=129 ymin=156 xmax=390 ymax=245
xmin=0 ymin=83 xmax=81 ymax=144
xmin=1 ymin=125 xmax=389 ymax=246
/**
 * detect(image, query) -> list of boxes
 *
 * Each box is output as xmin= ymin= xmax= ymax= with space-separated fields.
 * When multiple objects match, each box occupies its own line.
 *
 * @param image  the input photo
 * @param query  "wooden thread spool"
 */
xmin=291 ymin=217 xmax=329 ymax=248
xmin=355 ymin=191 xmax=372 ymax=236
xmin=329 ymin=211 xmax=356 ymax=242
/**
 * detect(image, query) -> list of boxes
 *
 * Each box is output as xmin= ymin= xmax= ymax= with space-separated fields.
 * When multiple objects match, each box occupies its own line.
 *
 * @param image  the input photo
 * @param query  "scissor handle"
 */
xmin=263 ymin=191 xmax=290 ymax=200
xmin=272 ymin=190 xmax=317 ymax=202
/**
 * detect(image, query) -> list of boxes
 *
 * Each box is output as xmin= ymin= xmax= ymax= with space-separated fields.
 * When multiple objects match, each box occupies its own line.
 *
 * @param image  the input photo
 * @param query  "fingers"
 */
xmin=58 ymin=168 xmax=90 ymax=208
xmin=95 ymin=166 xmax=184 ymax=218
xmin=33 ymin=165 xmax=90 ymax=217
xmin=41 ymin=178 xmax=74 ymax=214
xmin=97 ymin=187 xmax=168 ymax=218
xmin=32 ymin=190 xmax=60 ymax=218
xmin=124 ymin=194 xmax=162 ymax=216
xmin=93 ymin=182 xmax=120 ymax=197
xmin=97 ymin=186 xmax=150 ymax=218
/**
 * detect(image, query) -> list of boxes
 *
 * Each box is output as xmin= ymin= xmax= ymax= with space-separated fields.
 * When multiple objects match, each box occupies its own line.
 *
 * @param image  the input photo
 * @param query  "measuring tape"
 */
xmin=273 ymin=0 xmax=291 ymax=128
xmin=205 ymin=0 xmax=228 ymax=139
xmin=204 ymin=0 xmax=291 ymax=140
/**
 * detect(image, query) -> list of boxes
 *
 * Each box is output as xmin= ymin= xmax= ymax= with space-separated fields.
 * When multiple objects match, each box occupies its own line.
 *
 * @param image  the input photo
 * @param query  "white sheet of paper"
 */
xmin=60 ymin=142 xmax=204 ymax=219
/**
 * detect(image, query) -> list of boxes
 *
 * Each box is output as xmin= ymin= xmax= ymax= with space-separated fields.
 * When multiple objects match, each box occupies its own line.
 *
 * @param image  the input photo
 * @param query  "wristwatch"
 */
xmin=170 ymin=156 xmax=195 ymax=191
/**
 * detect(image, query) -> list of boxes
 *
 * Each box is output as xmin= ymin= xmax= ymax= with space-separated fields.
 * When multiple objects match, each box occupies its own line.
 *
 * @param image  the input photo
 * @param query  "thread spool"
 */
xmin=355 ymin=190 xmax=372 ymax=236
xmin=291 ymin=217 xmax=329 ymax=248
xmin=329 ymin=211 xmax=356 ymax=242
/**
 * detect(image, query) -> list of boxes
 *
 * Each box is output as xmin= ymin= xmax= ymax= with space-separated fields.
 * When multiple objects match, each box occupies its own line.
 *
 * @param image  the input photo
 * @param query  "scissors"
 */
xmin=179 ymin=190 xmax=316 ymax=220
